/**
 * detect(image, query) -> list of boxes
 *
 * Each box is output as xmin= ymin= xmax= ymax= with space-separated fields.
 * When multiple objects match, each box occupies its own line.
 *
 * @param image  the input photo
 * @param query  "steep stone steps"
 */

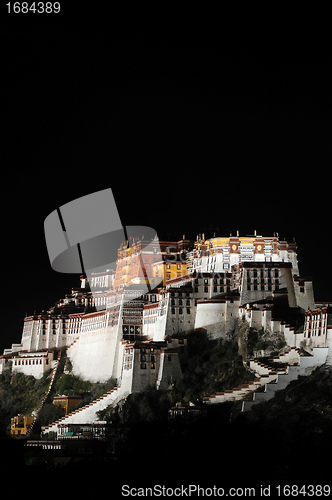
xmin=241 ymin=347 xmax=329 ymax=412
xmin=26 ymin=353 xmax=62 ymax=437
xmin=41 ymin=385 xmax=129 ymax=436
xmin=203 ymin=347 xmax=329 ymax=409
xmin=203 ymin=377 xmax=275 ymax=405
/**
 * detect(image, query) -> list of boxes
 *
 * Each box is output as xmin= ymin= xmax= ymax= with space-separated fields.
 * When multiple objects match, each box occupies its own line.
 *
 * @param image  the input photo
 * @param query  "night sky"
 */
xmin=1 ymin=16 xmax=331 ymax=354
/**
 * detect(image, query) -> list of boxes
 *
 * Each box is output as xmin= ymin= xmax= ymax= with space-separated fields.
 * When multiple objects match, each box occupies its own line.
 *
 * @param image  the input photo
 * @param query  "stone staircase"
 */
xmin=41 ymin=385 xmax=129 ymax=436
xmin=26 ymin=353 xmax=62 ymax=437
xmin=203 ymin=374 xmax=278 ymax=405
xmin=242 ymin=346 xmax=328 ymax=412
xmin=203 ymin=347 xmax=329 ymax=410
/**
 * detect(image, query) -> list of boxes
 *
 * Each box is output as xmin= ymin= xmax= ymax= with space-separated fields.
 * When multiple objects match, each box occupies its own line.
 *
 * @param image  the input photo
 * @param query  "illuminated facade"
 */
xmin=11 ymin=414 xmax=34 ymax=438
xmin=53 ymin=395 xmax=83 ymax=415
xmin=152 ymin=257 xmax=187 ymax=286
xmin=189 ymin=235 xmax=299 ymax=276
xmin=4 ymin=231 xmax=332 ymax=438
xmin=113 ymin=239 xmax=194 ymax=289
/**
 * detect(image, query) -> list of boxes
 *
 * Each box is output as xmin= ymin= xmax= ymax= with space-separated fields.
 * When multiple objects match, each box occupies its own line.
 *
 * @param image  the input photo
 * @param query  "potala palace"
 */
xmin=2 ymin=232 xmax=332 ymax=437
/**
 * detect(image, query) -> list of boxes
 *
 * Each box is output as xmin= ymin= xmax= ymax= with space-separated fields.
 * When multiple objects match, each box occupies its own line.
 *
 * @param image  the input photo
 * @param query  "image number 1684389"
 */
xmin=6 ymin=2 xmax=61 ymax=13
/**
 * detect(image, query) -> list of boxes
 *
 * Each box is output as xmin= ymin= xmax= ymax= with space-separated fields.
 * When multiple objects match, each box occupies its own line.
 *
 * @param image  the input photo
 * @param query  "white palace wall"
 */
xmin=67 ymin=312 xmax=121 ymax=383
xmin=143 ymin=298 xmax=169 ymax=342
xmin=11 ymin=351 xmax=54 ymax=379
xmin=19 ymin=314 xmax=83 ymax=353
xmin=194 ymin=297 xmax=239 ymax=339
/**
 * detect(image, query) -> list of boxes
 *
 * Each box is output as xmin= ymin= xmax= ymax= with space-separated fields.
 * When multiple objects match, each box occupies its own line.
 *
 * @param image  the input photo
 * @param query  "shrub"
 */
xmin=121 ymin=387 xmax=173 ymax=424
xmin=54 ymin=373 xmax=92 ymax=396
xmin=37 ymin=403 xmax=64 ymax=427
xmin=0 ymin=370 xmax=54 ymax=436
xmin=173 ymin=330 xmax=254 ymax=402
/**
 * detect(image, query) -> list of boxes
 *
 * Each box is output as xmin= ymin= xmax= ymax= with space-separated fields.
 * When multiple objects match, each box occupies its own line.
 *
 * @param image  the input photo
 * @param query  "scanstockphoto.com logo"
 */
xmin=121 ymin=484 xmax=332 ymax=498
xmin=44 ymin=188 xmax=164 ymax=302
xmin=121 ymin=484 xmax=257 ymax=497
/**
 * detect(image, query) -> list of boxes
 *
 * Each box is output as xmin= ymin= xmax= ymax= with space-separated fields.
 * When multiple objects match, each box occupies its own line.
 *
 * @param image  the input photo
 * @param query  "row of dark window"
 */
xmin=170 ymin=291 xmax=191 ymax=298
xmin=140 ymin=355 xmax=172 ymax=370
xmin=195 ymin=286 xmax=231 ymax=293
xmin=247 ymin=284 xmax=279 ymax=291
xmin=14 ymin=359 xmax=48 ymax=365
xmin=246 ymin=270 xmax=279 ymax=278
xmin=194 ymin=278 xmax=231 ymax=285
xmin=247 ymin=278 xmax=279 ymax=285
xmin=171 ymin=308 xmax=191 ymax=315
xmin=171 ymin=299 xmax=191 ymax=306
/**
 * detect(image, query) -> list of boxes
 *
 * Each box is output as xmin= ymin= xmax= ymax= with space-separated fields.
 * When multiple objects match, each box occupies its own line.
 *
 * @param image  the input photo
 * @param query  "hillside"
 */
xmin=242 ymin=363 xmax=332 ymax=457
xmin=0 ymin=356 xmax=117 ymax=438
xmin=110 ymin=360 xmax=332 ymax=486
xmin=174 ymin=329 xmax=256 ymax=402
xmin=0 ymin=325 xmax=287 ymax=437
xmin=3 ymin=325 xmax=332 ymax=485
xmin=102 ymin=329 xmax=257 ymax=424
xmin=0 ymin=369 xmax=53 ymax=437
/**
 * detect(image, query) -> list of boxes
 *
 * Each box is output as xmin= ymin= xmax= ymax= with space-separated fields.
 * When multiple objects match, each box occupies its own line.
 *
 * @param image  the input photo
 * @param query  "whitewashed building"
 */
xmin=189 ymin=235 xmax=299 ymax=276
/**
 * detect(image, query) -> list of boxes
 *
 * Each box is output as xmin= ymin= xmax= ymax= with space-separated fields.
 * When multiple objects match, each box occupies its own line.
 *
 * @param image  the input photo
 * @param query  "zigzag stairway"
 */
xmin=203 ymin=346 xmax=329 ymax=412
xmin=41 ymin=385 xmax=129 ymax=436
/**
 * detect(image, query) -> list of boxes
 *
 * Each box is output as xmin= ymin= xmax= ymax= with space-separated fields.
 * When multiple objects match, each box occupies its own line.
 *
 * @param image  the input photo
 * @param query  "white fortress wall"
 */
xmin=20 ymin=314 xmax=83 ymax=353
xmin=157 ymin=351 xmax=182 ymax=390
xmin=195 ymin=300 xmax=226 ymax=332
xmin=113 ymin=339 xmax=127 ymax=382
xmin=225 ymin=296 xmax=240 ymax=333
xmin=68 ymin=311 xmax=120 ymax=383
xmin=21 ymin=319 xmax=35 ymax=351
xmin=153 ymin=309 xmax=168 ymax=341
xmin=143 ymin=298 xmax=169 ymax=342
xmin=294 ymin=279 xmax=315 ymax=311
xmin=284 ymin=266 xmax=297 ymax=307
xmin=325 ymin=327 xmax=332 ymax=365
xmin=262 ymin=309 xmax=273 ymax=330
xmin=143 ymin=303 xmax=159 ymax=340
xmin=283 ymin=325 xmax=298 ymax=347
xmin=12 ymin=351 xmax=54 ymax=379
xmin=121 ymin=344 xmax=134 ymax=393
xmin=194 ymin=297 xmax=239 ymax=339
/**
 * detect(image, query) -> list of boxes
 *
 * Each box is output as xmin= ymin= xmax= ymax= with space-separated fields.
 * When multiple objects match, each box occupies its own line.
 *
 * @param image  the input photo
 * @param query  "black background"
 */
xmin=1 ymin=10 xmax=331 ymax=354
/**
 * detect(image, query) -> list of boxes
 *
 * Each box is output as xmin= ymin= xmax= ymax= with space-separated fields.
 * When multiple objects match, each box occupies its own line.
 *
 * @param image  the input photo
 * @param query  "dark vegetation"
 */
xmin=244 ymin=363 xmax=332 ymax=457
xmin=174 ymin=330 xmax=255 ymax=401
xmin=0 ymin=369 xmax=52 ymax=437
xmin=53 ymin=372 xmax=117 ymax=412
xmin=35 ymin=373 xmax=117 ymax=433
xmin=3 ymin=329 xmax=332 ymax=485
xmin=0 ymin=360 xmax=117 ymax=437
xmin=103 ymin=330 xmax=255 ymax=426
xmin=1 ymin=330 xmax=255 ymax=436
xmin=110 ymin=364 xmax=332 ymax=486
